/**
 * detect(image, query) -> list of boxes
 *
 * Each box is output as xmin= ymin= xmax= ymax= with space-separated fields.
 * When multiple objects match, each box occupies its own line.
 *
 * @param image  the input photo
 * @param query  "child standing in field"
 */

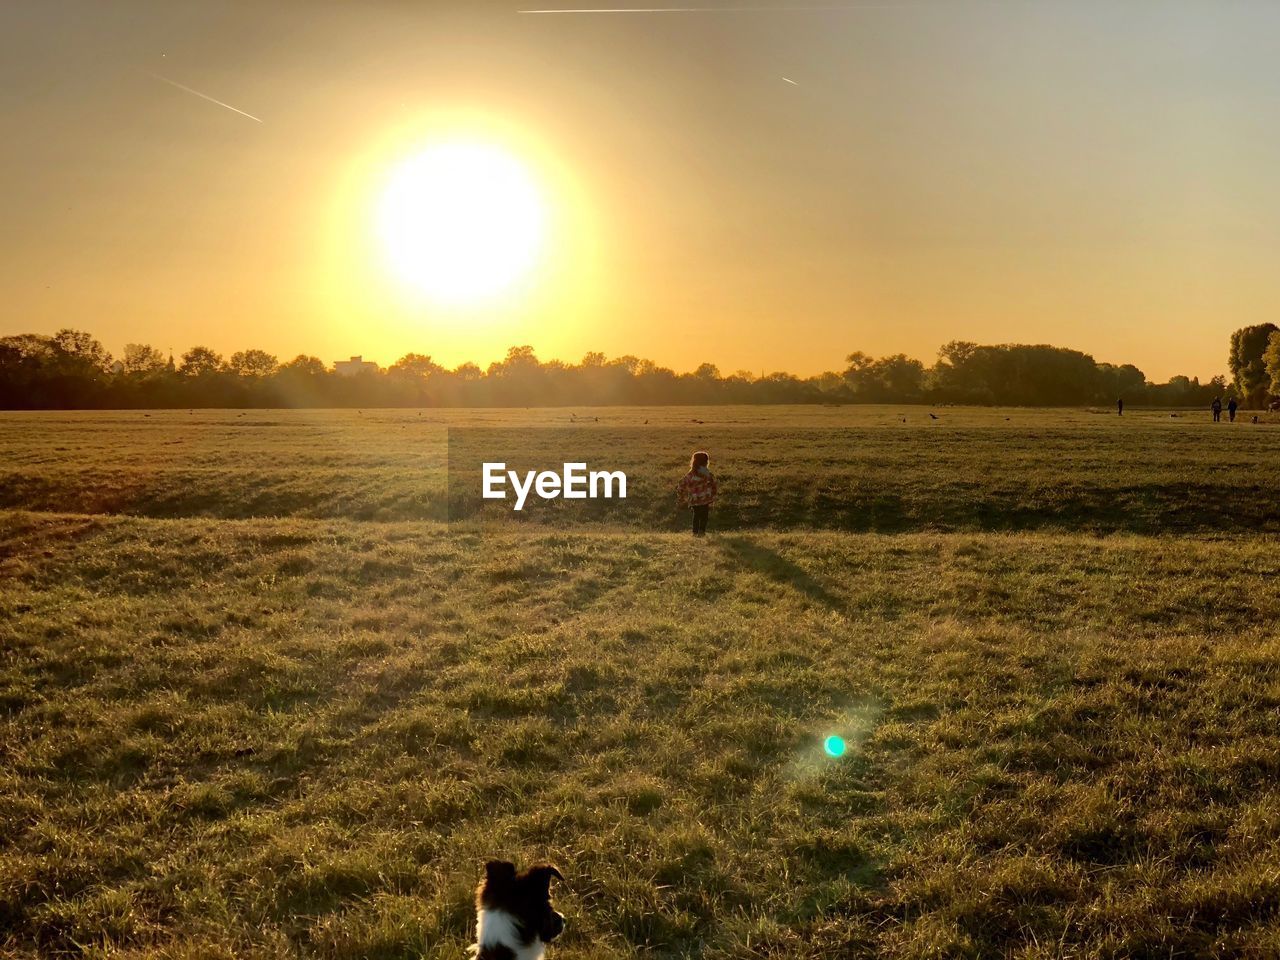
xmin=676 ymin=450 xmax=718 ymax=537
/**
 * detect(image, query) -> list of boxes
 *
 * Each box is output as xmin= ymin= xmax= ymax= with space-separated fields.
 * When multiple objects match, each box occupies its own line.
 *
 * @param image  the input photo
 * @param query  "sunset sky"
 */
xmin=3 ymin=0 xmax=1278 ymax=381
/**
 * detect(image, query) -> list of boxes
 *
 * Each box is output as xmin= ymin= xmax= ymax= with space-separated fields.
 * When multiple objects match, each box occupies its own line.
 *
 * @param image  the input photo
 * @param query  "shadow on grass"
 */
xmin=0 ymin=512 xmax=102 ymax=574
xmin=718 ymin=536 xmax=845 ymax=612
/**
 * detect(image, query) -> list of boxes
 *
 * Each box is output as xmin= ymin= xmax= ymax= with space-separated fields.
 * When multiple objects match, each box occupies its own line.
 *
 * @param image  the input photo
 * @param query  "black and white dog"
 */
xmin=469 ymin=860 xmax=565 ymax=960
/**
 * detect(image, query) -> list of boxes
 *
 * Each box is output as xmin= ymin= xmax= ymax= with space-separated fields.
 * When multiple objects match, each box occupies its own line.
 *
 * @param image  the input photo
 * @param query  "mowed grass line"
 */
xmin=3 ymin=511 xmax=1280 ymax=958
xmin=4 ymin=406 xmax=1280 ymax=532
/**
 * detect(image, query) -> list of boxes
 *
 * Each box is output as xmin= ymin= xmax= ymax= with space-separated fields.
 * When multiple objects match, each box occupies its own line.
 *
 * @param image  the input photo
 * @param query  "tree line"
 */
xmin=1 ymin=326 xmax=1275 ymax=409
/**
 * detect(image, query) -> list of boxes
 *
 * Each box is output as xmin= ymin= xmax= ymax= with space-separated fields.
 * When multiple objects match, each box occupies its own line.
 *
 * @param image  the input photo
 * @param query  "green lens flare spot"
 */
xmin=824 ymin=735 xmax=847 ymax=758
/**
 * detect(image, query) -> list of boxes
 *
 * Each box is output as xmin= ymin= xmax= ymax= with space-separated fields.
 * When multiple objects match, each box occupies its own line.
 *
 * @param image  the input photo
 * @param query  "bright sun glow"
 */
xmin=376 ymin=141 xmax=547 ymax=305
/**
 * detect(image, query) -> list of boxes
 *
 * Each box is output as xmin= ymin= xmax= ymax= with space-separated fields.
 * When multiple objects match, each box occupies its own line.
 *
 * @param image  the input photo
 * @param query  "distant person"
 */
xmin=676 ymin=450 xmax=719 ymax=537
xmin=1228 ymin=397 xmax=1238 ymax=422
xmin=1117 ymin=397 xmax=1124 ymax=416
xmin=1212 ymin=397 xmax=1222 ymax=422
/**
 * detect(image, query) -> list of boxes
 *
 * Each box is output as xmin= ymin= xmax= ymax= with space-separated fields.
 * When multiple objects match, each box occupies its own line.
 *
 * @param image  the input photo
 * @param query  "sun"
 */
xmin=376 ymin=140 xmax=547 ymax=305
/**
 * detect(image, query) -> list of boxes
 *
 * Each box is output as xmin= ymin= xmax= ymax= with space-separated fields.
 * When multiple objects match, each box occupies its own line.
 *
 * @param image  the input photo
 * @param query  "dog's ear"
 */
xmin=524 ymin=864 xmax=564 ymax=890
xmin=485 ymin=860 xmax=517 ymax=885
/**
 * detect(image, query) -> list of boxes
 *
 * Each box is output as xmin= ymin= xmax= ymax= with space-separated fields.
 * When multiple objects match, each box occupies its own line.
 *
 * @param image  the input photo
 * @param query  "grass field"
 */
xmin=3 ymin=407 xmax=1280 ymax=959
xmin=3 ymin=405 xmax=1279 ymax=531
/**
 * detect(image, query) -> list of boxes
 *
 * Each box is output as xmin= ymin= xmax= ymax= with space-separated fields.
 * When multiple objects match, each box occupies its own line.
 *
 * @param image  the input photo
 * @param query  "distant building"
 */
xmin=333 ymin=355 xmax=380 ymax=377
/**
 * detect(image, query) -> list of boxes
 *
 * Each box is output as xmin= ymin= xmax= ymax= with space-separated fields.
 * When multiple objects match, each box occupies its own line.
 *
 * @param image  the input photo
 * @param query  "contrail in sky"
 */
xmin=519 ymin=5 xmax=857 ymax=12
xmin=146 ymin=72 xmax=262 ymax=123
xmin=781 ymin=76 xmax=799 ymax=85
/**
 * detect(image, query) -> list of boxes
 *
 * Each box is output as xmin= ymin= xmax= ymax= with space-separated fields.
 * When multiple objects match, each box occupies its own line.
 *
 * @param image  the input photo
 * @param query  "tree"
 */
xmin=1096 ymin=362 xmax=1146 ymax=402
xmin=0 ymin=332 xmax=111 ymax=406
xmin=386 ymin=353 xmax=441 ymax=406
xmin=280 ymin=355 xmax=326 ymax=377
xmin=929 ymin=341 xmax=991 ymax=403
xmin=841 ymin=352 xmax=871 ymax=393
xmin=226 ymin=349 xmax=278 ymax=378
xmin=872 ymin=354 xmax=926 ymax=400
xmin=179 ymin=346 xmax=224 ymax=377
xmin=0 ymin=324 xmax=1242 ymax=410
xmin=938 ymin=341 xmax=979 ymax=368
xmin=389 ymin=353 xmax=442 ymax=379
xmin=1264 ymin=330 xmax=1280 ymax=400
xmin=927 ymin=342 xmax=1102 ymax=405
xmin=0 ymin=335 xmax=58 ymax=407
xmin=273 ymin=355 xmax=328 ymax=406
xmin=502 ymin=345 xmax=539 ymax=368
xmin=1228 ymin=323 xmax=1278 ymax=408
xmin=52 ymin=329 xmax=112 ymax=373
xmin=121 ymin=344 xmax=167 ymax=375
xmin=0 ymin=334 xmax=59 ymax=364
xmin=843 ymin=351 xmax=873 ymax=374
xmin=841 ymin=353 xmax=924 ymax=401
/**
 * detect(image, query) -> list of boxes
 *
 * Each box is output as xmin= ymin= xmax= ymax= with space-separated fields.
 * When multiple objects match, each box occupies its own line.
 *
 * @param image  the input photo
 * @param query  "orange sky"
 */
xmin=3 ymin=1 xmax=1279 ymax=381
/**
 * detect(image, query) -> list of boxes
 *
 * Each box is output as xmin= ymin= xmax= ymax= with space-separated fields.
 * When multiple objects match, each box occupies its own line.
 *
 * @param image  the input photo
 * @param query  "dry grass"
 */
xmin=2 ymin=405 xmax=1278 ymax=531
xmin=2 ymin=408 xmax=1279 ymax=958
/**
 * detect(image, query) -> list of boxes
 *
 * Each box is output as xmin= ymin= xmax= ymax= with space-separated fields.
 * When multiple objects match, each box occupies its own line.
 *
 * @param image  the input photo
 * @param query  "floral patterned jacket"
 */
xmin=676 ymin=468 xmax=719 ymax=507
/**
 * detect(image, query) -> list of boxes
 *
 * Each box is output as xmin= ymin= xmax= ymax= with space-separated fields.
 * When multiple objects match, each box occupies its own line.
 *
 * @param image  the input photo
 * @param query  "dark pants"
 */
xmin=1213 ymin=410 xmax=1221 ymax=422
xmin=1230 ymin=410 xmax=1236 ymax=422
xmin=692 ymin=505 xmax=710 ymax=536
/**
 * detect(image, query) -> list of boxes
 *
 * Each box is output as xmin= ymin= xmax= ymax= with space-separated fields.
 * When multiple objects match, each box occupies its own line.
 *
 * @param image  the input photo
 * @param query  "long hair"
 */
xmin=690 ymin=450 xmax=709 ymax=471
